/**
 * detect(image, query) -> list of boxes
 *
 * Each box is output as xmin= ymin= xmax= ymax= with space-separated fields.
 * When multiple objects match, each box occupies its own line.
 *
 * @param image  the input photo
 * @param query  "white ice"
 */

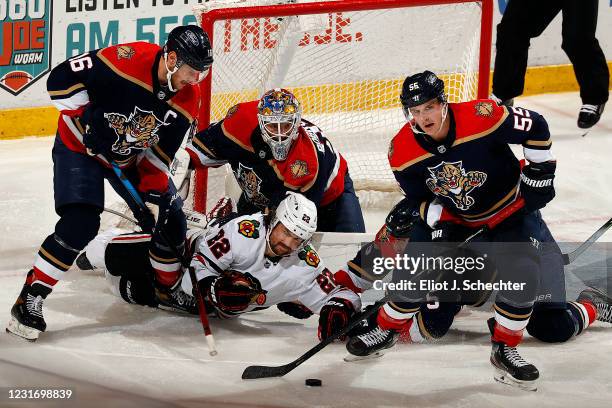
xmin=1 ymin=92 xmax=612 ymax=408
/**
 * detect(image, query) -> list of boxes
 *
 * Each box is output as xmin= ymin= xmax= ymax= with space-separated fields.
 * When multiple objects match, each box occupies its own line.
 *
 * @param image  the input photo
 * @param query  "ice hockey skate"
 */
xmin=488 ymin=318 xmax=539 ymax=391
xmin=578 ymin=287 xmax=612 ymax=323
xmin=345 ymin=323 xmax=399 ymax=362
xmin=6 ymin=273 xmax=49 ymax=341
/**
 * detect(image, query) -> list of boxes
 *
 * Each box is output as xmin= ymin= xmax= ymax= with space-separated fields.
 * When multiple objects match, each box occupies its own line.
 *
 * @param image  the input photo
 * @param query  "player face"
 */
xmin=171 ymin=64 xmax=210 ymax=91
xmin=263 ymin=121 xmax=293 ymax=137
xmin=408 ymin=99 xmax=449 ymax=140
xmin=268 ymin=223 xmax=304 ymax=256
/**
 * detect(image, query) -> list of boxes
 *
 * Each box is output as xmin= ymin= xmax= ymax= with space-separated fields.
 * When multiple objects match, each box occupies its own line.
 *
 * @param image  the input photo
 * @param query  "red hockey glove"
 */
xmin=199 ymin=271 xmax=266 ymax=314
xmin=318 ymin=297 xmax=355 ymax=341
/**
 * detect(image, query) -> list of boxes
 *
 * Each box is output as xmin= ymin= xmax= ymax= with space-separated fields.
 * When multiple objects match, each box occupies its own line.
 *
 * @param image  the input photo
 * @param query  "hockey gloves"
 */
xmin=318 ymin=297 xmax=356 ymax=341
xmin=82 ymin=105 xmax=114 ymax=156
xmin=520 ymin=161 xmax=556 ymax=213
xmin=199 ymin=271 xmax=266 ymax=317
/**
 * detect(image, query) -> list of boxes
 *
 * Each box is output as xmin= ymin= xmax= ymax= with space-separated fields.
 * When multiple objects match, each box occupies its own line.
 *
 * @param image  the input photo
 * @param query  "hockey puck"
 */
xmin=305 ymin=378 xmax=322 ymax=387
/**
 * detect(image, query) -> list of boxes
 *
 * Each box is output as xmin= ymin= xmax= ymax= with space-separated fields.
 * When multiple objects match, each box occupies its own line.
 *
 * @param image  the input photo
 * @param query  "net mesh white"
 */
xmin=193 ymin=0 xmax=486 ymax=211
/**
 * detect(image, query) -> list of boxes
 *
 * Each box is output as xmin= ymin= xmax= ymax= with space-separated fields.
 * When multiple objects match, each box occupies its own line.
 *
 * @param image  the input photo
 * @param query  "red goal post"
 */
xmin=192 ymin=0 xmax=494 ymax=213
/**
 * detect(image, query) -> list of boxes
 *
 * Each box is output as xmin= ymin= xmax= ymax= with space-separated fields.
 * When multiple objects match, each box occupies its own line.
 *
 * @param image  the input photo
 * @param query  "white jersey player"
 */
xmin=83 ymin=193 xmax=361 ymax=340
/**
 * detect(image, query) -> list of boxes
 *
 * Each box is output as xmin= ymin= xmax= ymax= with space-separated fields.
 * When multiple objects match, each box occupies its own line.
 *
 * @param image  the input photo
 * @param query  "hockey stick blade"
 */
xmin=562 ymin=216 xmax=612 ymax=265
xmin=242 ymin=364 xmax=294 ymax=380
xmin=242 ymin=299 xmax=387 ymax=379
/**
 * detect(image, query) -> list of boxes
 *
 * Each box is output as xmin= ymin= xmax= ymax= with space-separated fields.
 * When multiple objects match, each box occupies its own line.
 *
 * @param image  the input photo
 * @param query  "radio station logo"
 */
xmin=0 ymin=0 xmax=53 ymax=95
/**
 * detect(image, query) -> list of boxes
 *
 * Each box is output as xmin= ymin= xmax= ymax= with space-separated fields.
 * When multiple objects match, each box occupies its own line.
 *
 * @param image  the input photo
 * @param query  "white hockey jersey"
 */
xmin=184 ymin=213 xmax=361 ymax=315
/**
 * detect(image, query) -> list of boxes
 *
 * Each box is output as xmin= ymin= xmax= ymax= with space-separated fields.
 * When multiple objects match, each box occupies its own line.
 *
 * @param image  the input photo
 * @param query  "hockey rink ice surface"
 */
xmin=1 ymin=92 xmax=612 ymax=408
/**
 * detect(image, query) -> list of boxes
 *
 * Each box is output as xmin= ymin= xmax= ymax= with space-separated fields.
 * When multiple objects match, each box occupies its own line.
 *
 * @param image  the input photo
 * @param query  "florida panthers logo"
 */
xmin=290 ymin=160 xmax=309 ymax=178
xmin=475 ymin=101 xmax=494 ymax=117
xmin=235 ymin=163 xmax=269 ymax=208
xmin=238 ymin=219 xmax=260 ymax=239
xmin=426 ymin=161 xmax=487 ymax=210
xmin=116 ymin=45 xmax=135 ymax=60
xmin=299 ymin=245 xmax=320 ymax=267
xmin=105 ymin=107 xmax=166 ymax=155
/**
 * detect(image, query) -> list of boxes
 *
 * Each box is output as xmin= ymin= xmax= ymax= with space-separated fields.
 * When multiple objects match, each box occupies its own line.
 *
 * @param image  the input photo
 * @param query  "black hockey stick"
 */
xmin=109 ymin=161 xmax=217 ymax=356
xmin=562 ymin=216 xmax=612 ymax=265
xmin=241 ymin=296 xmax=389 ymax=380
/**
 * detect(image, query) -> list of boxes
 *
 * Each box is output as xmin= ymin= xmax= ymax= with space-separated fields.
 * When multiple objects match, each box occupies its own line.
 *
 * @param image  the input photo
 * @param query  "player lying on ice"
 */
xmin=185 ymin=88 xmax=366 ymax=233
xmin=79 ymin=192 xmax=361 ymax=340
xmin=332 ymin=70 xmax=571 ymax=391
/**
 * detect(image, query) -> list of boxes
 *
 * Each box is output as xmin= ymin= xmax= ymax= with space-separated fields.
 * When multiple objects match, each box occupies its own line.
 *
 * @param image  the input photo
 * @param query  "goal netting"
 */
xmin=189 ymin=0 xmax=492 ymax=213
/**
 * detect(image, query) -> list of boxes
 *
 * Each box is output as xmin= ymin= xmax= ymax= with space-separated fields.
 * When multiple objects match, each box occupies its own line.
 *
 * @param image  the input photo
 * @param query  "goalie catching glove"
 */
xmin=198 ymin=271 xmax=266 ymax=317
xmin=318 ymin=297 xmax=356 ymax=341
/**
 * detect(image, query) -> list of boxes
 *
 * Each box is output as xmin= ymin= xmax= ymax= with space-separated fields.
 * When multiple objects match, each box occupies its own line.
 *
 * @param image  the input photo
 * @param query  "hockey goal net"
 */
xmin=191 ymin=0 xmax=493 ymax=213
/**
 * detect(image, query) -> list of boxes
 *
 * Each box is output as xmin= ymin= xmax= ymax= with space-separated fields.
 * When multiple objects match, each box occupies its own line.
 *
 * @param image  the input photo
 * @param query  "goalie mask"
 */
xmin=399 ymin=70 xmax=448 ymax=134
xmin=163 ymin=25 xmax=214 ymax=92
xmin=257 ymin=89 xmax=302 ymax=161
xmin=267 ymin=192 xmax=317 ymax=256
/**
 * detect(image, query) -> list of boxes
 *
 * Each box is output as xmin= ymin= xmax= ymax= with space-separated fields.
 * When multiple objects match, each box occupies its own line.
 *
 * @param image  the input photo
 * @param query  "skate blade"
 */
xmin=6 ymin=317 xmax=40 ymax=341
xmin=493 ymin=368 xmax=537 ymax=392
xmin=343 ymin=351 xmax=385 ymax=362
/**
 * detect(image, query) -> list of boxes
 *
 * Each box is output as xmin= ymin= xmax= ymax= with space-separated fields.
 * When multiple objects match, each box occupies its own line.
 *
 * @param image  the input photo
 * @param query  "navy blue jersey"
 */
xmin=186 ymin=101 xmax=348 ymax=209
xmin=47 ymin=42 xmax=200 ymax=193
xmin=389 ymin=100 xmax=553 ymax=224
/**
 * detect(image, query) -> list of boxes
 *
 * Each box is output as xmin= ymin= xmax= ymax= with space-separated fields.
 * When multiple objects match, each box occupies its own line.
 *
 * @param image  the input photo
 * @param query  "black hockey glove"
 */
xmin=145 ymin=190 xmax=177 ymax=226
xmin=199 ymin=271 xmax=266 ymax=315
xmin=430 ymin=221 xmax=462 ymax=242
xmin=520 ymin=161 xmax=556 ymax=213
xmin=277 ymin=302 xmax=314 ymax=319
xmin=81 ymin=106 xmax=113 ymax=156
xmin=318 ymin=297 xmax=355 ymax=341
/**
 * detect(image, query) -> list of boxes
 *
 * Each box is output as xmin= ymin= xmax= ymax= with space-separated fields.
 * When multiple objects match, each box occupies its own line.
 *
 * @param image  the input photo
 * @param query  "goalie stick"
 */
xmin=109 ymin=161 xmax=218 ymax=356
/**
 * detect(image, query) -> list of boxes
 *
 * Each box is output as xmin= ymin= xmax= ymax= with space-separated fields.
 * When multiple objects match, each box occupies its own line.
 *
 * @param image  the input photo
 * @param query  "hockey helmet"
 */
xmin=400 ymin=70 xmax=446 ymax=111
xmin=257 ymin=89 xmax=302 ymax=161
xmin=165 ymin=25 xmax=213 ymax=71
xmin=269 ymin=192 xmax=317 ymax=245
xmin=163 ymin=25 xmax=213 ymax=91
xmin=385 ymin=197 xmax=420 ymax=238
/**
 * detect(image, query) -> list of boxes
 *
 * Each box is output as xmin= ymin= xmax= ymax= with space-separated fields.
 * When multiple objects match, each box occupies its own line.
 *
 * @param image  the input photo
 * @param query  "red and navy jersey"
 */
xmin=389 ymin=100 xmax=553 ymax=224
xmin=47 ymin=42 xmax=200 ymax=193
xmin=186 ymin=101 xmax=348 ymax=209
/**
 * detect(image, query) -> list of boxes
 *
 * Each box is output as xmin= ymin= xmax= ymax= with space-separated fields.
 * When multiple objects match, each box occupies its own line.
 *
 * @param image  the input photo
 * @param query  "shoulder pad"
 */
xmin=388 ymin=123 xmax=431 ymax=171
xmin=97 ymin=42 xmax=160 ymax=88
xmin=452 ymin=100 xmax=509 ymax=140
xmin=221 ymin=101 xmax=259 ymax=152
xmin=270 ymin=130 xmax=319 ymax=190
